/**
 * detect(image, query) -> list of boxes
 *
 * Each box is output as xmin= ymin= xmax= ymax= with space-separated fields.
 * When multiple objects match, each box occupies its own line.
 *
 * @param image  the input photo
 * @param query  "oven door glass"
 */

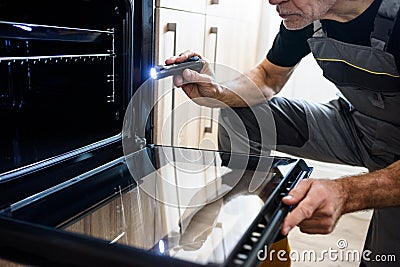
xmin=0 ymin=146 xmax=311 ymax=266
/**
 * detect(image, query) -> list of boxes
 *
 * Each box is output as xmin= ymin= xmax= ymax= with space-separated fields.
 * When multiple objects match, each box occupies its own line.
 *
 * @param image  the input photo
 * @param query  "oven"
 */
xmin=0 ymin=1 xmax=313 ymax=266
xmin=0 ymin=0 xmax=152 ymax=209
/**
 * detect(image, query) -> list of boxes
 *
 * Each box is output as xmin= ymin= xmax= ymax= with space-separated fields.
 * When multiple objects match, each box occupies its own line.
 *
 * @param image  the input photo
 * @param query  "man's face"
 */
xmin=268 ymin=0 xmax=337 ymax=30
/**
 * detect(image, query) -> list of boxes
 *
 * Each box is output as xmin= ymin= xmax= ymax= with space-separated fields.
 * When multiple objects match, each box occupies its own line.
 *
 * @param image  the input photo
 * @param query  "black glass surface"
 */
xmin=0 ymin=145 xmax=310 ymax=267
xmin=58 ymin=146 xmax=297 ymax=265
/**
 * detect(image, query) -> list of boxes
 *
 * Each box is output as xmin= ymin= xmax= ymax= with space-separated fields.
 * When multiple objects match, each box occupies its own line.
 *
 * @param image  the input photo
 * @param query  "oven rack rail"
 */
xmin=0 ymin=53 xmax=115 ymax=64
xmin=0 ymin=20 xmax=113 ymax=43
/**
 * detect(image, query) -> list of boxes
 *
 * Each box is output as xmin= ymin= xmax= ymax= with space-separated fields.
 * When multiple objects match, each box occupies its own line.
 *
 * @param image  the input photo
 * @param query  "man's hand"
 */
xmin=166 ymin=50 xmax=297 ymax=107
xmin=281 ymin=178 xmax=347 ymax=235
xmin=280 ymin=160 xmax=400 ymax=236
xmin=165 ymin=50 xmax=224 ymax=108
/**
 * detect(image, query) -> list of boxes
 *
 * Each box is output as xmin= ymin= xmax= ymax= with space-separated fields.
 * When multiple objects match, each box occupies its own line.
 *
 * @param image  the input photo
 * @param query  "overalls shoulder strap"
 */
xmin=307 ymin=0 xmax=400 ymax=125
xmin=371 ymin=0 xmax=400 ymax=51
xmin=312 ymin=20 xmax=325 ymax=37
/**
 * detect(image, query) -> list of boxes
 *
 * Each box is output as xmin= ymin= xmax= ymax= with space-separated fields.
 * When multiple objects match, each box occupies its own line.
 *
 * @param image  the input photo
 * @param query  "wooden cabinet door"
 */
xmin=154 ymin=8 xmax=206 ymax=148
xmin=206 ymin=0 xmax=262 ymax=22
xmin=198 ymin=13 xmax=263 ymax=150
xmin=205 ymin=4 xmax=262 ymax=71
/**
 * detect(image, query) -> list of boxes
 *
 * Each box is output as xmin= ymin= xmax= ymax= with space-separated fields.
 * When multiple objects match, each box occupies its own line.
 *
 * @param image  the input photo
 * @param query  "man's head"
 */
xmin=268 ymin=0 xmax=338 ymax=30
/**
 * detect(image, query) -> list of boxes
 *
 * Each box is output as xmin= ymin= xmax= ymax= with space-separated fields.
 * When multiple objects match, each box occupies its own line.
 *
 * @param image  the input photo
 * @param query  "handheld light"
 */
xmin=150 ymin=56 xmax=204 ymax=80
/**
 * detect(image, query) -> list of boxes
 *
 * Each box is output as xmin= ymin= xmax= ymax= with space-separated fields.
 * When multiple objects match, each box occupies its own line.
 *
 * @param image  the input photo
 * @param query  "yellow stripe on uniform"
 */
xmin=315 ymin=57 xmax=400 ymax=78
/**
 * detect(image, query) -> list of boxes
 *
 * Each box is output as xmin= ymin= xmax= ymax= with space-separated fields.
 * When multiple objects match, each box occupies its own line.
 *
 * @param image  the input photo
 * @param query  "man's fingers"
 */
xmin=182 ymin=84 xmax=197 ymax=99
xmin=165 ymin=56 xmax=178 ymax=65
xmin=281 ymin=202 xmax=316 ymax=235
xmin=298 ymin=225 xmax=332 ymax=235
xmin=182 ymin=69 xmax=211 ymax=84
xmin=181 ymin=69 xmax=212 ymax=99
xmin=173 ymin=63 xmax=209 ymax=87
xmin=297 ymin=217 xmax=336 ymax=234
xmin=173 ymin=75 xmax=184 ymax=87
xmin=282 ymin=179 xmax=312 ymax=205
xmin=281 ymin=180 xmax=325 ymax=236
xmin=165 ymin=50 xmax=202 ymax=65
xmin=177 ymin=50 xmax=202 ymax=62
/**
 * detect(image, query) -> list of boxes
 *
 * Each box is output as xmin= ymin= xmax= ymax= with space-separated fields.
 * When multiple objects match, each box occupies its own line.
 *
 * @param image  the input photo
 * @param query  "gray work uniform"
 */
xmin=218 ymin=0 xmax=400 ymax=266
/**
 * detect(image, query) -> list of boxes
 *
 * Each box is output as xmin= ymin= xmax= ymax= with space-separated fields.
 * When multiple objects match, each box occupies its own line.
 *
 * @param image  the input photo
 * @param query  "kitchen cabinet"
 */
xmin=154 ymin=0 xmax=263 ymax=150
xmin=204 ymin=0 xmax=262 ymax=75
xmin=154 ymin=7 xmax=205 ymax=148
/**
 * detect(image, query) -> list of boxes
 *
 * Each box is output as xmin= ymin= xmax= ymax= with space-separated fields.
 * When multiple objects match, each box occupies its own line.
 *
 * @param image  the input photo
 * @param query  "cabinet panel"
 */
xmin=156 ymin=0 xmax=206 ymax=14
xmin=198 ymin=15 xmax=262 ymax=150
xmin=204 ymin=16 xmax=257 ymax=72
xmin=154 ymin=8 xmax=206 ymax=148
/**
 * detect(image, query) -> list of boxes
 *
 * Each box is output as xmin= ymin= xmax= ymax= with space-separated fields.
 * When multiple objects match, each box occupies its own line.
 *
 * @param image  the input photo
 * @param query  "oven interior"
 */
xmin=0 ymin=0 xmax=133 ymax=174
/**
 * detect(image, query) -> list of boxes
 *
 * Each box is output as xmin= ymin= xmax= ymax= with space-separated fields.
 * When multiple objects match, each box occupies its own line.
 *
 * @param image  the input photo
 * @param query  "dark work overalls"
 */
xmin=218 ymin=0 xmax=400 ymax=265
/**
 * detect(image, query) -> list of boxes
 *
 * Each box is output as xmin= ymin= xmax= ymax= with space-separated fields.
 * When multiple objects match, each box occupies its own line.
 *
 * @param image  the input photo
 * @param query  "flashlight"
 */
xmin=150 ymin=56 xmax=204 ymax=80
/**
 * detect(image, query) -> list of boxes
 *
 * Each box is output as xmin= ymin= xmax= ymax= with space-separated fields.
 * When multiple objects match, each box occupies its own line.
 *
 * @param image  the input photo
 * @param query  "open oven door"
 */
xmin=0 ymin=145 xmax=312 ymax=267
